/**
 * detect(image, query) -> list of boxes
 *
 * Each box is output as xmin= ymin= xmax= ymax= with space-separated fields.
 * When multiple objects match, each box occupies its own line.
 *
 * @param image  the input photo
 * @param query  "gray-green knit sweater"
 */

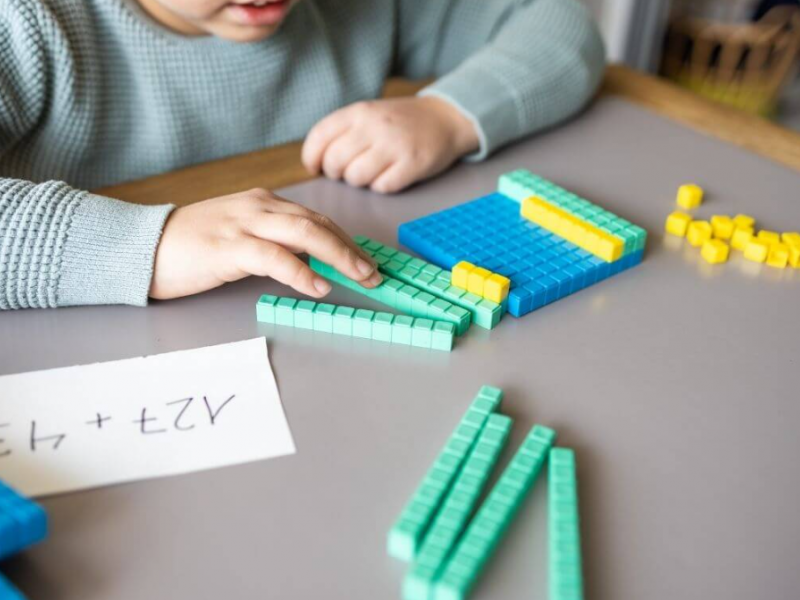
xmin=0 ymin=0 xmax=605 ymax=310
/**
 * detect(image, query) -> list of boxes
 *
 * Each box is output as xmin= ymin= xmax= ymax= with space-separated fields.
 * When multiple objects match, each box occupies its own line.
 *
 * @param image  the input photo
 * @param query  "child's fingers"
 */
xmin=301 ymin=112 xmax=352 ymax=174
xmin=249 ymin=213 xmax=381 ymax=287
xmin=321 ymin=135 xmax=370 ymax=181
xmin=343 ymin=149 xmax=393 ymax=188
xmin=239 ymin=237 xmax=332 ymax=298
xmin=371 ymin=161 xmax=416 ymax=194
xmin=263 ymin=196 xmax=378 ymax=270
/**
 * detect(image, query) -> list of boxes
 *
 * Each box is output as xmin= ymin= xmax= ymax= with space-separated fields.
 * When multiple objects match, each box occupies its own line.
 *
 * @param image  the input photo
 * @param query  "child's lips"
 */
xmin=226 ymin=0 xmax=291 ymax=27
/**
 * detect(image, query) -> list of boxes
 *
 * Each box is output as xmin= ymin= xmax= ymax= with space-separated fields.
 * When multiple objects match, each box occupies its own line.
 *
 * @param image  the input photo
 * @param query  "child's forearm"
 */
xmin=0 ymin=178 xmax=174 ymax=310
xmin=402 ymin=0 xmax=606 ymax=159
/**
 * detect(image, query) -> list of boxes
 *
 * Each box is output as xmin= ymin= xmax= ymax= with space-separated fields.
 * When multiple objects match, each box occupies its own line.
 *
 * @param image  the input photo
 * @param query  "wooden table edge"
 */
xmin=99 ymin=64 xmax=800 ymax=207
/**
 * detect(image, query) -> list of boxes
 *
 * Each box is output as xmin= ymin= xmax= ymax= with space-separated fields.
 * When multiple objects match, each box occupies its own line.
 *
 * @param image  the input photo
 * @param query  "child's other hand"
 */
xmin=302 ymin=96 xmax=479 ymax=194
xmin=149 ymin=189 xmax=381 ymax=300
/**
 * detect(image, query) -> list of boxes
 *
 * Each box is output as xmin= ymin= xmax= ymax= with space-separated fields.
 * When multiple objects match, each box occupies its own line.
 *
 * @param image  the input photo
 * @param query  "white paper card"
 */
xmin=0 ymin=338 xmax=295 ymax=497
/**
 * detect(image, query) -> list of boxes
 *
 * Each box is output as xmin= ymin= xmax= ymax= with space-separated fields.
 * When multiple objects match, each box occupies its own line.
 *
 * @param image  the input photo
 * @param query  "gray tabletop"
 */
xmin=2 ymin=97 xmax=799 ymax=600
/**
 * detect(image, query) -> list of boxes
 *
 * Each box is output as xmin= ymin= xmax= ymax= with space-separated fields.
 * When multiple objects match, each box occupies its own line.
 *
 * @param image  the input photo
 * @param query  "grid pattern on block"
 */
xmin=398 ymin=193 xmax=643 ymax=318
xmin=353 ymin=236 xmax=504 ymax=330
xmin=387 ymin=387 xmax=503 ymax=561
xmin=499 ymin=169 xmax=647 ymax=256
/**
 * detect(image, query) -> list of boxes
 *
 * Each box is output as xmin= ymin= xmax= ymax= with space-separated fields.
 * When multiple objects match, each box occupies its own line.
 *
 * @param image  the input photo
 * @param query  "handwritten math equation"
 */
xmin=0 ymin=394 xmax=237 ymax=456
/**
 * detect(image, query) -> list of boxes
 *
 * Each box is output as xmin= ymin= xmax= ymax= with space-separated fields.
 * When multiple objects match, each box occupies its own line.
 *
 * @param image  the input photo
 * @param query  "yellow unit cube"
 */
xmin=782 ymin=232 xmax=800 ymax=248
xmin=733 ymin=214 xmax=755 ymax=229
xmin=744 ymin=239 xmax=770 ymax=263
xmin=687 ymin=220 xmax=712 ymax=247
xmin=467 ymin=267 xmax=491 ymax=296
xmin=757 ymin=230 xmax=781 ymax=246
xmin=665 ymin=211 xmax=693 ymax=237
xmin=701 ymin=239 xmax=729 ymax=264
xmin=710 ymin=215 xmax=735 ymax=239
xmin=451 ymin=261 xmax=475 ymax=290
xmin=484 ymin=274 xmax=511 ymax=303
xmin=766 ymin=244 xmax=789 ymax=269
xmin=731 ymin=227 xmax=754 ymax=251
xmin=676 ymin=184 xmax=703 ymax=209
xmin=789 ymin=244 xmax=800 ymax=268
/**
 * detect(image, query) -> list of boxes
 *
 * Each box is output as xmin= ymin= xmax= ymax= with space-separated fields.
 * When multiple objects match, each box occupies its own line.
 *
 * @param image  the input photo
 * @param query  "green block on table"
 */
xmin=309 ymin=257 xmax=470 ymax=335
xmin=387 ymin=386 xmax=504 ymax=562
xmin=255 ymin=296 xmax=455 ymax=351
xmin=497 ymin=169 xmax=647 ymax=257
xmin=549 ymin=448 xmax=583 ymax=600
xmin=433 ymin=424 xmax=557 ymax=600
xmin=403 ymin=414 xmax=512 ymax=600
xmin=256 ymin=294 xmax=278 ymax=323
xmin=275 ymin=297 xmax=297 ymax=326
xmin=313 ymin=303 xmax=335 ymax=333
xmin=353 ymin=237 xmax=504 ymax=330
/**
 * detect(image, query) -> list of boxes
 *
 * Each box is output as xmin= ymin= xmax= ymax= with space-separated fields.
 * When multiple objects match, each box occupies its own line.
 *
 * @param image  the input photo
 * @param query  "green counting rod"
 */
xmin=256 ymin=295 xmax=455 ymax=351
xmin=403 ymin=414 xmax=512 ymax=600
xmin=309 ymin=257 xmax=471 ymax=335
xmin=433 ymin=425 xmax=557 ymax=600
xmin=388 ymin=386 xmax=504 ymax=561
xmin=549 ymin=448 xmax=583 ymax=600
xmin=498 ymin=169 xmax=647 ymax=255
xmin=353 ymin=236 xmax=504 ymax=330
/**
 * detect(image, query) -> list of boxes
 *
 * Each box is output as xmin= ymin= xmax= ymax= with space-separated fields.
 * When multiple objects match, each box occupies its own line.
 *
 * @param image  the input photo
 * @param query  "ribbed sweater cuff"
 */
xmin=57 ymin=195 xmax=174 ymax=307
xmin=419 ymin=66 xmax=520 ymax=163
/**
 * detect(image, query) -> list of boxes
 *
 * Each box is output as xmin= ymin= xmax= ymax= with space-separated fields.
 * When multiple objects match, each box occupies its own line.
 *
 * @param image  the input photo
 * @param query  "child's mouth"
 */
xmin=226 ymin=0 xmax=292 ymax=27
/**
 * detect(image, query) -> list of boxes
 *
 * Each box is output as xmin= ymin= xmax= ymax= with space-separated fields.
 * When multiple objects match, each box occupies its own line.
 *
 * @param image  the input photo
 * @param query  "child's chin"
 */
xmin=211 ymin=22 xmax=282 ymax=42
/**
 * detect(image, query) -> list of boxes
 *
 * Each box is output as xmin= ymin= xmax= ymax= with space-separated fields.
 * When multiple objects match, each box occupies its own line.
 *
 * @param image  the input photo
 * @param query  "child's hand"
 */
xmin=149 ymin=188 xmax=381 ymax=300
xmin=302 ymin=96 xmax=479 ymax=194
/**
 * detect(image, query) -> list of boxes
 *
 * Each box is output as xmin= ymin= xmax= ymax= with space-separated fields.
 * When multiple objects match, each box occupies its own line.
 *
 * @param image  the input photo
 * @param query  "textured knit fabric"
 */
xmin=0 ymin=0 xmax=605 ymax=310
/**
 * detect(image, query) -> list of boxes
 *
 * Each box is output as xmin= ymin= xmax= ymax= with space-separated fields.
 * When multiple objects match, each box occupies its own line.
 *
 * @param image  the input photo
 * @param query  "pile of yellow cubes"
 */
xmin=665 ymin=184 xmax=800 ymax=269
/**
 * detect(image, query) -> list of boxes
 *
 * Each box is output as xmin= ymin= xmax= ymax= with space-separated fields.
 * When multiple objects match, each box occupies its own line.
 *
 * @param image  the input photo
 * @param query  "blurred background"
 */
xmin=581 ymin=0 xmax=800 ymax=130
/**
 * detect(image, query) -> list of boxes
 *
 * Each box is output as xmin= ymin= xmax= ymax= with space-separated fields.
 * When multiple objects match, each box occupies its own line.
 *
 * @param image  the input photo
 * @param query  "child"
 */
xmin=0 ymin=0 xmax=605 ymax=310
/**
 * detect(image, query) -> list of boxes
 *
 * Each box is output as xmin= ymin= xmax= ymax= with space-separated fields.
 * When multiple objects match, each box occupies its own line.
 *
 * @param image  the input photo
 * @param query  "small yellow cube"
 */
xmin=451 ymin=261 xmax=474 ymax=290
xmin=788 ymin=244 xmax=800 ymax=268
xmin=781 ymin=232 xmax=800 ymax=248
xmin=676 ymin=184 xmax=703 ymax=209
xmin=757 ymin=230 xmax=781 ymax=246
xmin=701 ymin=239 xmax=729 ymax=264
xmin=710 ymin=215 xmax=734 ymax=239
xmin=743 ymin=239 xmax=770 ymax=263
xmin=665 ymin=211 xmax=693 ymax=237
xmin=733 ymin=214 xmax=755 ymax=229
xmin=766 ymin=244 xmax=789 ymax=269
xmin=686 ymin=220 xmax=712 ymax=247
xmin=484 ymin=274 xmax=511 ymax=303
xmin=731 ymin=227 xmax=754 ymax=251
xmin=467 ymin=267 xmax=491 ymax=296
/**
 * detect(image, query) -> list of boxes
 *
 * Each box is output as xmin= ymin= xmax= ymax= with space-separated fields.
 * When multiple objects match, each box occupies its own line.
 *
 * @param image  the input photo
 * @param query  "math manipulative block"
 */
xmin=403 ymin=414 xmax=512 ymax=600
xmin=353 ymin=239 xmax=503 ymax=330
xmin=549 ymin=448 xmax=584 ymax=600
xmin=676 ymin=184 xmax=703 ymax=209
xmin=665 ymin=211 xmax=692 ymax=237
xmin=432 ymin=425 xmax=557 ymax=600
xmin=256 ymin=295 xmax=455 ymax=351
xmin=387 ymin=387 xmax=504 ymax=562
xmin=0 ymin=479 xmax=48 ymax=561
xmin=701 ymin=239 xmax=730 ymax=265
xmin=309 ymin=258 xmax=471 ymax=335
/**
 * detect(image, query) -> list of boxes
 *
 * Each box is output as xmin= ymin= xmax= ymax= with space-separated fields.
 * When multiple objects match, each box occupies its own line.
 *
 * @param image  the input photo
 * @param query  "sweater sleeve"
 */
xmin=0 ymin=1 xmax=173 ymax=310
xmin=394 ymin=0 xmax=606 ymax=160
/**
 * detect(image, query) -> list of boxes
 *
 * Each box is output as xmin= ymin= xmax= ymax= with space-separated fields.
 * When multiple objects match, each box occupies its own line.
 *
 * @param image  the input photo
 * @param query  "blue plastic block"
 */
xmin=0 ymin=574 xmax=25 ymax=600
xmin=399 ymin=192 xmax=644 ymax=318
xmin=0 ymin=480 xmax=48 ymax=563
